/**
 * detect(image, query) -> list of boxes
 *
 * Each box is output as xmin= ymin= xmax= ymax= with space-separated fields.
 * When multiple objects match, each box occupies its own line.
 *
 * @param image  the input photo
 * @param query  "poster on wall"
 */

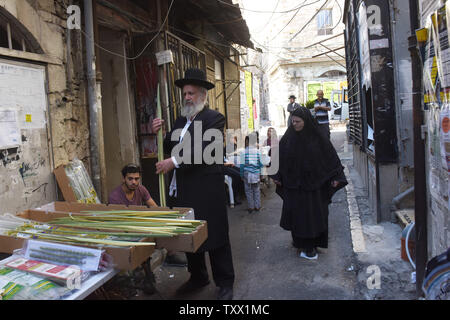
xmin=422 ymin=4 xmax=450 ymax=208
xmin=307 ymin=83 xmax=322 ymax=102
xmin=245 ymin=71 xmax=254 ymax=131
xmin=239 ymin=70 xmax=249 ymax=135
xmin=252 ymin=75 xmax=260 ymax=131
xmin=0 ymin=110 xmax=20 ymax=148
xmin=0 ymin=63 xmax=47 ymax=131
xmin=323 ymin=82 xmax=339 ymax=100
xmin=440 ymin=103 xmax=450 ymax=208
xmin=357 ymin=2 xmax=372 ymax=89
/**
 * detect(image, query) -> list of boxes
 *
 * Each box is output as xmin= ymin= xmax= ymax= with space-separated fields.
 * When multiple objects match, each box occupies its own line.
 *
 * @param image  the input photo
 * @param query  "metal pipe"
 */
xmin=392 ymin=186 xmax=414 ymax=209
xmin=66 ymin=0 xmax=73 ymax=91
xmin=408 ymin=0 xmax=427 ymax=296
xmin=84 ymin=0 xmax=103 ymax=200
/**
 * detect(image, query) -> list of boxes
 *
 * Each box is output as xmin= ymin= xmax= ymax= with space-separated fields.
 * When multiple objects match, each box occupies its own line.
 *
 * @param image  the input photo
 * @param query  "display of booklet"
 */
xmin=23 ymin=240 xmax=104 ymax=272
xmin=0 ymin=266 xmax=73 ymax=300
xmin=5 ymin=257 xmax=81 ymax=284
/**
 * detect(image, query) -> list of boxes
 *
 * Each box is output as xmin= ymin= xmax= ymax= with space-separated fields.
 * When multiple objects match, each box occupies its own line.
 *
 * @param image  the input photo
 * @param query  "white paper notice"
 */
xmin=0 ymin=110 xmax=20 ymax=148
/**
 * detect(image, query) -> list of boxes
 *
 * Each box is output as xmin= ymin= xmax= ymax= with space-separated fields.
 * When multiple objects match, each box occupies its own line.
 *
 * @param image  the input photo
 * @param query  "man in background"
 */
xmin=314 ymin=90 xmax=331 ymax=139
xmin=287 ymin=95 xmax=300 ymax=127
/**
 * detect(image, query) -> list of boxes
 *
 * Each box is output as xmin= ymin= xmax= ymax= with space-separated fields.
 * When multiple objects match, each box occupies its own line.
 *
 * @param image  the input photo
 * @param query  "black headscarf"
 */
xmin=276 ymin=107 xmax=347 ymax=194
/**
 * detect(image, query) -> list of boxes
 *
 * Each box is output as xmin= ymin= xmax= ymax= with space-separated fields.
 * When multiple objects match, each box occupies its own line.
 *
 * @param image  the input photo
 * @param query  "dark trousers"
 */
xmin=186 ymin=243 xmax=235 ymax=288
xmin=318 ymin=124 xmax=330 ymax=139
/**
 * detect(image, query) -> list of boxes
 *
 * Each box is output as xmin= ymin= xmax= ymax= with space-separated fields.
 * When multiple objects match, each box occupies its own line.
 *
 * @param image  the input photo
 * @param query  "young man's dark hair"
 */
xmin=121 ymin=163 xmax=141 ymax=178
xmin=109 ymin=163 xmax=157 ymax=207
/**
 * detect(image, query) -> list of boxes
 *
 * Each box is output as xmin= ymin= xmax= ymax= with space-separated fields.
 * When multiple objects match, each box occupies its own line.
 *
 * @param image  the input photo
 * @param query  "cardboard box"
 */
xmin=53 ymin=164 xmax=100 ymax=203
xmin=20 ymin=202 xmax=208 ymax=253
xmin=53 ymin=165 xmax=79 ymax=202
xmin=0 ymin=233 xmax=154 ymax=271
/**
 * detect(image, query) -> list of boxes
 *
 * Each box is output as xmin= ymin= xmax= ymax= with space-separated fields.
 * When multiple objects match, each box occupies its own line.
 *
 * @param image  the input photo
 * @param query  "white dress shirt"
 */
xmin=169 ymin=115 xmax=196 ymax=197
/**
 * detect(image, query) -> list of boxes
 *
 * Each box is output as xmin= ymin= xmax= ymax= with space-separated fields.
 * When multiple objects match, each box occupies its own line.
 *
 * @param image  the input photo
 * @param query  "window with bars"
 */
xmin=165 ymin=31 xmax=206 ymax=122
xmin=345 ymin=8 xmax=364 ymax=148
xmin=317 ymin=9 xmax=333 ymax=36
xmin=0 ymin=9 xmax=41 ymax=53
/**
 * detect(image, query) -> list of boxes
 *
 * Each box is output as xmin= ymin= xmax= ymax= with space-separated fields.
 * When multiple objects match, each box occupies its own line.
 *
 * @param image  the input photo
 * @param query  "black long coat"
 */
xmin=164 ymin=108 xmax=229 ymax=252
xmin=272 ymin=117 xmax=347 ymax=240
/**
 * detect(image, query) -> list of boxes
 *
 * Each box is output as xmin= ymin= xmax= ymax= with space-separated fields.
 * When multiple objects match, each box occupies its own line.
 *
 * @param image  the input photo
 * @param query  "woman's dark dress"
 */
xmin=273 ymin=107 xmax=348 ymax=251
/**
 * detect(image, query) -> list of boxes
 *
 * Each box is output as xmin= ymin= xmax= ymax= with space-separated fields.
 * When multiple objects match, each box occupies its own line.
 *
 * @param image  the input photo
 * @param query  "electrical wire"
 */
xmin=268 ymin=0 xmax=307 ymax=41
xmin=251 ymin=37 xmax=298 ymax=63
xmin=331 ymin=0 xmax=343 ymax=31
xmin=59 ymin=0 xmax=339 ymax=65
xmin=216 ymin=0 xmax=323 ymax=14
xmin=205 ymin=16 xmax=245 ymax=25
xmin=289 ymin=0 xmax=330 ymax=42
xmin=269 ymin=0 xmax=324 ymax=41
xmin=60 ymin=0 xmax=175 ymax=60
xmin=59 ymin=0 xmax=260 ymax=60
xmin=252 ymin=0 xmax=280 ymax=33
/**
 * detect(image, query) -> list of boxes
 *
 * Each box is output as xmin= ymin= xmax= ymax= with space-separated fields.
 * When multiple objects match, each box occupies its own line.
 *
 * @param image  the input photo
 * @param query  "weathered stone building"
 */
xmin=245 ymin=0 xmax=347 ymax=127
xmin=0 ymin=0 xmax=252 ymax=214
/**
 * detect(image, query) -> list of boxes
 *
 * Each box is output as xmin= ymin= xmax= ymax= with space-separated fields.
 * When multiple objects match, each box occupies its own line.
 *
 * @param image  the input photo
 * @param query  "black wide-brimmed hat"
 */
xmin=289 ymin=95 xmax=296 ymax=99
xmin=175 ymin=68 xmax=215 ymax=90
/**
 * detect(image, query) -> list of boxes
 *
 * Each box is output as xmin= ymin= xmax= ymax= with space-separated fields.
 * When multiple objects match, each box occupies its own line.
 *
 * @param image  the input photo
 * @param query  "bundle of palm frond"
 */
xmin=0 ymin=214 xmax=155 ymax=247
xmin=48 ymin=212 xmax=202 ymax=236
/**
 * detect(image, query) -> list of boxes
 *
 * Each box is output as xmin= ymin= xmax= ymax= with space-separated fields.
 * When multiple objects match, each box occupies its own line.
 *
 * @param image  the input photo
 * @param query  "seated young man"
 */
xmin=108 ymin=164 xmax=157 ymax=207
xmin=105 ymin=163 xmax=157 ymax=297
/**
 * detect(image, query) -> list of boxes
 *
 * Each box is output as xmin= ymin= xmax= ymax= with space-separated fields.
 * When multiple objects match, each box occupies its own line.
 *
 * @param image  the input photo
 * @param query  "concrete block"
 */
xmin=47 ymin=64 xmax=67 ymax=92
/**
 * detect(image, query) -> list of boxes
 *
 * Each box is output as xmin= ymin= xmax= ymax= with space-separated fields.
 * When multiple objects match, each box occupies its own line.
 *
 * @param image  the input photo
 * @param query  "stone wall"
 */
xmin=0 ymin=0 xmax=90 ymax=212
xmin=2 ymin=0 xmax=91 ymax=168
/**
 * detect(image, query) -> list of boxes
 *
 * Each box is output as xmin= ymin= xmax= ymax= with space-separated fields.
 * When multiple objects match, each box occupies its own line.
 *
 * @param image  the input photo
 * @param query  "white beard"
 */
xmin=181 ymin=99 xmax=205 ymax=119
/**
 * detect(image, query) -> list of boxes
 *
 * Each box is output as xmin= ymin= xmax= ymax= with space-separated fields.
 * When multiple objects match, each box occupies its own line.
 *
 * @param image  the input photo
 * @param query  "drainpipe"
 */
xmin=84 ymin=0 xmax=104 ymax=201
xmin=408 ymin=0 xmax=427 ymax=296
xmin=392 ymin=186 xmax=415 ymax=210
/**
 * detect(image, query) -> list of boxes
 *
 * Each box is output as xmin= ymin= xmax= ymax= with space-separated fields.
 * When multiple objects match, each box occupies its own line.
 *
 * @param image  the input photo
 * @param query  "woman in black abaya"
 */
xmin=271 ymin=107 xmax=347 ymax=260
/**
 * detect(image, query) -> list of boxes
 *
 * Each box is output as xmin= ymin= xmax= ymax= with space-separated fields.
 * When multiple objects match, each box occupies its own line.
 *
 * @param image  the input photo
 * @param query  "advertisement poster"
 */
xmin=423 ymin=5 xmax=450 ymax=207
xmin=245 ymin=71 xmax=254 ymax=131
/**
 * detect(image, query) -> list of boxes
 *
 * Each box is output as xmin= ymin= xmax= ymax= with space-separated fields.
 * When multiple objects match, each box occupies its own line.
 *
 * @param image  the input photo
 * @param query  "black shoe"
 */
xmin=248 ymin=208 xmax=254 ymax=213
xmin=217 ymin=287 xmax=233 ymax=300
xmin=176 ymin=278 xmax=210 ymax=295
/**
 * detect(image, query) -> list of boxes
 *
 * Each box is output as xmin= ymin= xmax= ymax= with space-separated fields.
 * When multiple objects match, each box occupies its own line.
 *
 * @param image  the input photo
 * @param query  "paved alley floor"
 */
xmin=127 ymin=126 xmax=417 ymax=301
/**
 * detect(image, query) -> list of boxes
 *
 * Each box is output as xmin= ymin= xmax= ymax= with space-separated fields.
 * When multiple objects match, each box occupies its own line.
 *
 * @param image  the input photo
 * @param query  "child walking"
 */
xmin=240 ymin=133 xmax=263 ymax=213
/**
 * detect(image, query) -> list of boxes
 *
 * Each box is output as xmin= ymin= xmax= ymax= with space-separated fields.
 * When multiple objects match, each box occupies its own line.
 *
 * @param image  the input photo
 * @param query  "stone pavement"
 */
xmin=110 ymin=125 xmax=418 ymax=300
xmin=333 ymin=126 xmax=417 ymax=300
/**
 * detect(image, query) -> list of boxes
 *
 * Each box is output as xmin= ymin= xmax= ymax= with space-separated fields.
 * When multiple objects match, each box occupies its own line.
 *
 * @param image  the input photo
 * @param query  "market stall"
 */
xmin=0 ymin=202 xmax=208 ymax=300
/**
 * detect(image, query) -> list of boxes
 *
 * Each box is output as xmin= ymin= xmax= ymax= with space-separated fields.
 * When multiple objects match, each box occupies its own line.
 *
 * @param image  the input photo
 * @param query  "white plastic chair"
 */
xmin=224 ymin=175 xmax=234 ymax=208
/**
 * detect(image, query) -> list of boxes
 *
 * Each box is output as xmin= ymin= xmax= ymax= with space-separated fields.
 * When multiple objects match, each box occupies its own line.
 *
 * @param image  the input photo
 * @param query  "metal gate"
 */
xmin=345 ymin=2 xmax=365 ymax=148
xmin=165 ymin=31 xmax=206 ymax=123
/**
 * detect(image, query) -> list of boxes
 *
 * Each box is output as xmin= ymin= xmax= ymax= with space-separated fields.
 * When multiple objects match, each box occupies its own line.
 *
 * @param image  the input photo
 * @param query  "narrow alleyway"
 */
xmin=131 ymin=125 xmax=417 ymax=301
